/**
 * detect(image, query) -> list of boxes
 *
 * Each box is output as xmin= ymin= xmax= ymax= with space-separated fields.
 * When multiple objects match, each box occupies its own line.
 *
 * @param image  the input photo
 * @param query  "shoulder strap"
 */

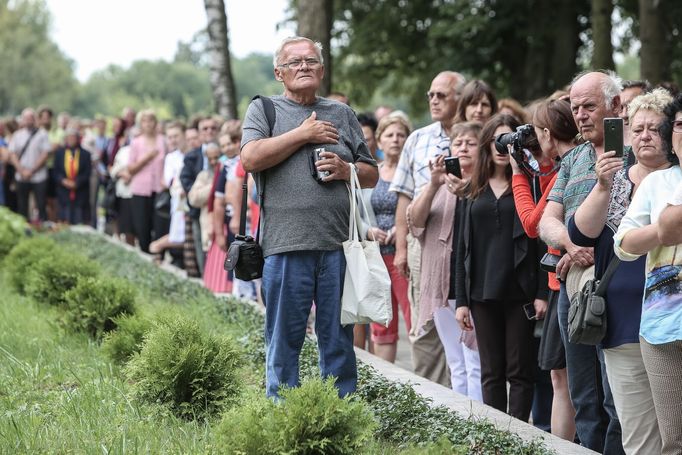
xmin=18 ymin=128 xmax=39 ymax=160
xmin=595 ymin=256 xmax=621 ymax=297
xmin=252 ymin=95 xmax=276 ymax=136
xmin=245 ymin=95 xmax=276 ymax=243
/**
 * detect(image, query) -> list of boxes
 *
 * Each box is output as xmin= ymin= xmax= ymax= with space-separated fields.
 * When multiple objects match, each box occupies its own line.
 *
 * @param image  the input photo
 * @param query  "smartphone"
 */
xmin=522 ymin=302 xmax=537 ymax=320
xmin=539 ymin=252 xmax=561 ymax=273
xmin=603 ymin=118 xmax=624 ymax=158
xmin=444 ymin=156 xmax=462 ymax=178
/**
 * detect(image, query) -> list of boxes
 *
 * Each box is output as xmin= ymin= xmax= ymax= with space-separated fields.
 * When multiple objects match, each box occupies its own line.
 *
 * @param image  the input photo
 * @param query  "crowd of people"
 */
xmin=1 ymin=35 xmax=681 ymax=454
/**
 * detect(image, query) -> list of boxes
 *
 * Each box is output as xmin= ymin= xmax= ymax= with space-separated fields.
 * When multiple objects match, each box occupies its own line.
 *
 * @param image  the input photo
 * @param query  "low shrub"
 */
xmin=0 ymin=206 xmax=29 ymax=258
xmin=125 ymin=316 xmax=243 ymax=419
xmin=24 ymin=249 xmax=100 ymax=306
xmin=101 ymin=313 xmax=153 ymax=364
xmin=4 ymin=236 xmax=59 ymax=294
xmin=356 ymin=365 xmax=554 ymax=454
xmin=216 ymin=377 xmax=377 ymax=455
xmin=63 ymin=276 xmax=136 ymax=340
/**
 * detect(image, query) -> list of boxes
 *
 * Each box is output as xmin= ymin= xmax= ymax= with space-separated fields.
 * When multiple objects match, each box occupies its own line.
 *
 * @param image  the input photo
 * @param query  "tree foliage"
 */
xmin=332 ymin=0 xmax=591 ymax=114
xmin=0 ymin=0 xmax=78 ymax=114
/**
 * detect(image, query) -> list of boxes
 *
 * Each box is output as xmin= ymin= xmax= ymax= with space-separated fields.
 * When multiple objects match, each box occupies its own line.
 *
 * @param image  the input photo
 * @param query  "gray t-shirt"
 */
xmin=9 ymin=127 xmax=51 ymax=183
xmin=241 ymin=95 xmax=376 ymax=256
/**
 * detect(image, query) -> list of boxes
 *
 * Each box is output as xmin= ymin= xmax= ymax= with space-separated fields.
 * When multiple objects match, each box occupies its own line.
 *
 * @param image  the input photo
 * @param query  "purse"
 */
xmin=224 ymin=179 xmax=263 ymax=281
xmin=567 ymin=256 xmax=620 ymax=345
xmin=340 ymin=164 xmax=392 ymax=326
xmin=154 ymin=190 xmax=171 ymax=218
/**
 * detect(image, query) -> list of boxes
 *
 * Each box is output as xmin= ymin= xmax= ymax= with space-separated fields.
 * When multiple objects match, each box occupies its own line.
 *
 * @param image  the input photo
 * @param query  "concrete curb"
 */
xmin=70 ymin=226 xmax=596 ymax=454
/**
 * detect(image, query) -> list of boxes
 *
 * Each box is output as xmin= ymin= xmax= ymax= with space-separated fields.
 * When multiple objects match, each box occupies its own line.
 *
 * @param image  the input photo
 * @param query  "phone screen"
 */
xmin=603 ymin=118 xmax=624 ymax=158
xmin=523 ymin=302 xmax=537 ymax=320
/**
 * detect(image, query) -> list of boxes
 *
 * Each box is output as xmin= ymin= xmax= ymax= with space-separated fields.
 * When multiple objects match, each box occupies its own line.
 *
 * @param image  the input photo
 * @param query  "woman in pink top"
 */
xmin=407 ymin=121 xmax=482 ymax=400
xmin=127 ymin=109 xmax=166 ymax=253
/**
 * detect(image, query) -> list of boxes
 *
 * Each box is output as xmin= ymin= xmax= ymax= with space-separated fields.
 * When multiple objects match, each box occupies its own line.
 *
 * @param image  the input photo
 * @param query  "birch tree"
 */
xmin=204 ymin=0 xmax=238 ymax=118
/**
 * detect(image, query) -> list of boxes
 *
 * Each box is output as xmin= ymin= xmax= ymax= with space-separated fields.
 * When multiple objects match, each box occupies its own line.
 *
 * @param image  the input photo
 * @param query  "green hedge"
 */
xmin=125 ymin=316 xmax=243 ymax=419
xmin=101 ymin=313 xmax=153 ymax=364
xmin=0 ymin=206 xmax=29 ymax=258
xmin=4 ymin=236 xmax=58 ymax=294
xmin=63 ymin=276 xmax=136 ymax=340
xmin=216 ymin=378 xmax=377 ymax=454
xmin=24 ymin=249 xmax=100 ymax=306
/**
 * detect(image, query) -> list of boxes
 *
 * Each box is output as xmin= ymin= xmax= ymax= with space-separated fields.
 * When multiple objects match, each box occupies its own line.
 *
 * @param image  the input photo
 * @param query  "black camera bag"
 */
xmin=223 ymin=95 xmax=274 ymax=281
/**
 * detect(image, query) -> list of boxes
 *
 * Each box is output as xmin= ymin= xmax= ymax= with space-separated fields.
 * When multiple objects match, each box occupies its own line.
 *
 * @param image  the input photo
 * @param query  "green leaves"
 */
xmin=216 ymin=378 xmax=377 ymax=454
xmin=63 ymin=276 xmax=136 ymax=341
xmin=125 ymin=316 xmax=243 ymax=419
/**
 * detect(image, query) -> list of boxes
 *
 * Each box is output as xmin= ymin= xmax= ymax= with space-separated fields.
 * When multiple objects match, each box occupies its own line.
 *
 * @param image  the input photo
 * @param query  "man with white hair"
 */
xmin=241 ymin=36 xmax=378 ymax=398
xmin=539 ymin=71 xmax=625 ymax=453
xmin=8 ymin=108 xmax=51 ymax=222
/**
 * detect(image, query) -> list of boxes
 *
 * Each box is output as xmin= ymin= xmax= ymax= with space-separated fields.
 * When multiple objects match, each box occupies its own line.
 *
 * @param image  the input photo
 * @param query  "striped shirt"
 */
xmin=547 ymin=142 xmax=597 ymax=222
xmin=389 ymin=122 xmax=451 ymax=199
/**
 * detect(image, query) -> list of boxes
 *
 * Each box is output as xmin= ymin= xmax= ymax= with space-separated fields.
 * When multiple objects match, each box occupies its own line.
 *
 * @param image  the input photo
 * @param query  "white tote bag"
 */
xmin=340 ymin=165 xmax=392 ymax=326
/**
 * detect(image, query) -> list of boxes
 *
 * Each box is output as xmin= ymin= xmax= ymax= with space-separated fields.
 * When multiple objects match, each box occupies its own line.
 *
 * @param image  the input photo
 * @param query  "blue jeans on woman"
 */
xmin=557 ymin=282 xmax=624 ymax=454
xmin=262 ymin=249 xmax=357 ymax=398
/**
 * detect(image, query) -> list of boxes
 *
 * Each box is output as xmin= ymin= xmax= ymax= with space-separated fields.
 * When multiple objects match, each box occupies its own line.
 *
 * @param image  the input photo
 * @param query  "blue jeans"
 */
xmin=558 ymin=282 xmax=624 ymax=454
xmin=262 ymin=249 xmax=356 ymax=398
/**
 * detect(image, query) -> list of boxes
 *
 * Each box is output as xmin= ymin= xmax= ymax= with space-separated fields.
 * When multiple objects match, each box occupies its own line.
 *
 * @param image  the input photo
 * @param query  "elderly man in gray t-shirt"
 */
xmin=241 ymin=37 xmax=378 ymax=398
xmin=9 ymin=108 xmax=51 ymax=221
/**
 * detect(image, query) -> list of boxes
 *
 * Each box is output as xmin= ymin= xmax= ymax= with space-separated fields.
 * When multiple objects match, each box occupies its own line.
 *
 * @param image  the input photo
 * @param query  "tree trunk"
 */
xmin=639 ymin=0 xmax=668 ymax=84
xmin=297 ymin=0 xmax=333 ymax=96
xmin=549 ymin=0 xmax=580 ymax=93
xmin=591 ymin=0 xmax=614 ymax=70
xmin=203 ymin=0 xmax=238 ymax=119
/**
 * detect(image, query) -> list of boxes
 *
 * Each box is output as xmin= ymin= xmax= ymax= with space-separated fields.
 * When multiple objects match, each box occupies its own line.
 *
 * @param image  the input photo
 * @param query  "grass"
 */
xmin=0 ymin=276 xmax=216 ymax=453
xmin=0 ymin=229 xmax=555 ymax=454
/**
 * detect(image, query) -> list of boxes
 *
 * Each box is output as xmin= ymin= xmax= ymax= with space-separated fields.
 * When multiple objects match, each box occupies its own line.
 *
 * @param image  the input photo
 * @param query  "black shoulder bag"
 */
xmin=224 ymin=96 xmax=274 ymax=281
xmin=568 ymin=256 xmax=620 ymax=345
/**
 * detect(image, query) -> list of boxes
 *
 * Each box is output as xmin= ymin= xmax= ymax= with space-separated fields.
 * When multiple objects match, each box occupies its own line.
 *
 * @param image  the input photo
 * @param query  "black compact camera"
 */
xmin=310 ymin=147 xmax=330 ymax=183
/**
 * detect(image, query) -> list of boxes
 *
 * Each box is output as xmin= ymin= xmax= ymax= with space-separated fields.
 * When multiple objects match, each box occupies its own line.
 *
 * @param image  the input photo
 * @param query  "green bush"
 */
xmin=101 ymin=313 xmax=153 ymax=364
xmin=216 ymin=377 xmax=377 ymax=455
xmin=4 ymin=236 xmax=59 ymax=294
xmin=24 ymin=249 xmax=100 ymax=306
xmin=125 ymin=316 xmax=243 ymax=419
xmin=63 ymin=276 xmax=136 ymax=340
xmin=0 ymin=206 xmax=29 ymax=258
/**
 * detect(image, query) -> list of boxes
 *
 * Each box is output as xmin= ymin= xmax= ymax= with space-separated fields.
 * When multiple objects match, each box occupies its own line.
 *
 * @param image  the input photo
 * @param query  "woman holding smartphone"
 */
xmin=408 ymin=121 xmax=482 ymax=399
xmin=454 ymin=114 xmax=546 ymax=420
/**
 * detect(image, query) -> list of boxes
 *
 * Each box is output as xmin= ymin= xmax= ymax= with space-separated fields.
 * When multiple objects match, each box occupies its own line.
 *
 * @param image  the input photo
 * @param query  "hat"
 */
xmin=565 ymin=264 xmax=595 ymax=301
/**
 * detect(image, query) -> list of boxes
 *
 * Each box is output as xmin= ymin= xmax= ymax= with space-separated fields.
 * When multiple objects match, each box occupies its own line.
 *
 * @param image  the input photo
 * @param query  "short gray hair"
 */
xmin=570 ymin=70 xmax=623 ymax=110
xmin=628 ymin=88 xmax=673 ymax=121
xmin=273 ymin=36 xmax=324 ymax=68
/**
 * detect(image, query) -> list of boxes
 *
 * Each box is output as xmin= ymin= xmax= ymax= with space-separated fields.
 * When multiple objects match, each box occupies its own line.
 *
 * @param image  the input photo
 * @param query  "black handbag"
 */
xmin=103 ymin=178 xmax=118 ymax=213
xmin=154 ymin=190 xmax=171 ymax=219
xmin=224 ymin=180 xmax=263 ymax=281
xmin=567 ymin=256 xmax=620 ymax=345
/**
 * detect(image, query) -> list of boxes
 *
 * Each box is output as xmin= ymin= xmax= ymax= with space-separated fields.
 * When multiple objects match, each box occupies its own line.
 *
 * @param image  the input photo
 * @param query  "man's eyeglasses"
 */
xmin=201 ymin=126 xmax=218 ymax=131
xmin=673 ymin=120 xmax=682 ymax=133
xmin=278 ymin=58 xmax=321 ymax=70
xmin=426 ymin=91 xmax=449 ymax=101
